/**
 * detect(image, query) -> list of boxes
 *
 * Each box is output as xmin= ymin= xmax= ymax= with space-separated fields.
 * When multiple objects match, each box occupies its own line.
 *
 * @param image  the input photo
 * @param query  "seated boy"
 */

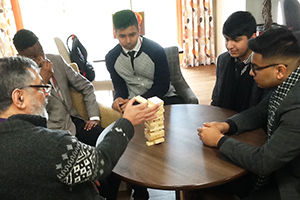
xmin=211 ymin=11 xmax=264 ymax=112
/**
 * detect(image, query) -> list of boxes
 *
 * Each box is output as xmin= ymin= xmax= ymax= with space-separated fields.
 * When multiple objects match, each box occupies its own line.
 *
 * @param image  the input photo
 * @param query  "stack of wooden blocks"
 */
xmin=135 ymin=96 xmax=165 ymax=146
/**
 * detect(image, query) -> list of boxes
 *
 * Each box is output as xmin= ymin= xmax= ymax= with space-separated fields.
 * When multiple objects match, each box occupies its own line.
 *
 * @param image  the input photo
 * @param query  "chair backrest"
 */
xmin=164 ymin=46 xmax=199 ymax=104
xmin=69 ymin=62 xmax=122 ymax=128
xmin=54 ymin=37 xmax=72 ymax=63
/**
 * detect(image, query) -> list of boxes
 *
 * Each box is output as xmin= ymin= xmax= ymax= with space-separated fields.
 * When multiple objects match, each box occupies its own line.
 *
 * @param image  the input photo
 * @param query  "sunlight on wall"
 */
xmin=19 ymin=0 xmax=177 ymax=61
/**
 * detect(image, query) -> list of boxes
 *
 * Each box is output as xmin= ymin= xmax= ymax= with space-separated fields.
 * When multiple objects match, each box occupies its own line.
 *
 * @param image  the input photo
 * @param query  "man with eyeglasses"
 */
xmin=0 ymin=56 xmax=160 ymax=200
xmin=13 ymin=29 xmax=103 ymax=147
xmin=198 ymin=28 xmax=300 ymax=199
xmin=19 ymin=84 xmax=52 ymax=93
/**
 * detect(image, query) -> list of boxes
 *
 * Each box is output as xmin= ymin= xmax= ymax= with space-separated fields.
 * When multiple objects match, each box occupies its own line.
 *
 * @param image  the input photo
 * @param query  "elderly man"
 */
xmin=198 ymin=28 xmax=300 ymax=199
xmin=0 ymin=56 xmax=159 ymax=200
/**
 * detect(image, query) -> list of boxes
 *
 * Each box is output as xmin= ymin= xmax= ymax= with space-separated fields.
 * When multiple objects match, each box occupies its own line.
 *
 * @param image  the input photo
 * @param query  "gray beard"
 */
xmin=30 ymin=97 xmax=48 ymax=118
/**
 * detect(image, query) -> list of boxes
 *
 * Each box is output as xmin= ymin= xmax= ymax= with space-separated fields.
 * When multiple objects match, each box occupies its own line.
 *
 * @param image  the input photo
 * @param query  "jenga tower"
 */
xmin=134 ymin=96 xmax=165 ymax=146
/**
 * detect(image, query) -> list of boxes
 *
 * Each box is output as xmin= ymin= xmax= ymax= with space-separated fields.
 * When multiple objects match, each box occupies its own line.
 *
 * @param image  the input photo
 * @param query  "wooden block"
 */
xmin=146 ymin=137 xmax=165 ymax=146
xmin=155 ymin=108 xmax=165 ymax=116
xmin=154 ymin=137 xmax=165 ymax=144
xmin=146 ymin=141 xmax=155 ymax=146
xmin=145 ymin=120 xmax=164 ymax=129
xmin=148 ymin=116 xmax=164 ymax=123
xmin=148 ymin=96 xmax=164 ymax=106
xmin=145 ymin=123 xmax=165 ymax=132
xmin=134 ymin=95 xmax=148 ymax=104
xmin=145 ymin=129 xmax=165 ymax=141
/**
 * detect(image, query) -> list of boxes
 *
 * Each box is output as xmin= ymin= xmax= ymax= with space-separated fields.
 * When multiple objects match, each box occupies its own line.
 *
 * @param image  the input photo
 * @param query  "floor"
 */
xmin=94 ymin=64 xmax=217 ymax=200
xmin=180 ymin=65 xmax=216 ymax=105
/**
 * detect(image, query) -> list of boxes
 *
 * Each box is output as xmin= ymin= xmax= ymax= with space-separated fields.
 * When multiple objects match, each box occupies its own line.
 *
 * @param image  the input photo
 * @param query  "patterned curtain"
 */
xmin=0 ymin=0 xmax=16 ymax=58
xmin=182 ymin=0 xmax=215 ymax=67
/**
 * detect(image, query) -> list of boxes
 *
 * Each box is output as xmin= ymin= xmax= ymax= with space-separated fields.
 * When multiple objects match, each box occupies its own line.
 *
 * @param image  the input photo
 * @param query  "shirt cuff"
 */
xmin=225 ymin=119 xmax=238 ymax=135
xmin=217 ymin=135 xmax=229 ymax=149
xmin=89 ymin=116 xmax=100 ymax=121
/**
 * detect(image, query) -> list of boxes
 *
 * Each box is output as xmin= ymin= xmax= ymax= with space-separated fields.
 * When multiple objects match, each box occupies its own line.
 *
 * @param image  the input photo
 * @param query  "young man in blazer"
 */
xmin=13 ymin=29 xmax=103 ymax=146
xmin=211 ymin=11 xmax=265 ymax=112
xmin=199 ymin=28 xmax=300 ymax=199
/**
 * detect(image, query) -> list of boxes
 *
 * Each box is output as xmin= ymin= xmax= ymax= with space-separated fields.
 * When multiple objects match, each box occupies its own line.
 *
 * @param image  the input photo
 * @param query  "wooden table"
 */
xmin=112 ymin=104 xmax=266 ymax=198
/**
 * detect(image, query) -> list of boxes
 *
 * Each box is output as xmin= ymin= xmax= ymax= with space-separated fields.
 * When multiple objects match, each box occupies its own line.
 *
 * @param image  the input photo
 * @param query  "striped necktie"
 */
xmin=50 ymin=77 xmax=63 ymax=100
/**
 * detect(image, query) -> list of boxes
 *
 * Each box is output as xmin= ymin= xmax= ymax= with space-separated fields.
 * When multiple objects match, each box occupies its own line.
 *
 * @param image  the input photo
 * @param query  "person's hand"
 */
xmin=123 ymin=98 xmax=160 ymax=126
xmin=112 ymin=97 xmax=129 ymax=113
xmin=84 ymin=120 xmax=100 ymax=131
xmin=197 ymin=124 xmax=224 ymax=148
xmin=39 ymin=58 xmax=54 ymax=83
xmin=202 ymin=122 xmax=230 ymax=134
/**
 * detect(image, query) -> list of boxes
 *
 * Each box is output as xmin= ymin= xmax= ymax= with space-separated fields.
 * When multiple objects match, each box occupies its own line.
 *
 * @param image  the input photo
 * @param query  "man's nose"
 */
xmin=249 ymin=68 xmax=255 ymax=76
xmin=126 ymin=36 xmax=131 ymax=43
xmin=226 ymin=40 xmax=234 ymax=49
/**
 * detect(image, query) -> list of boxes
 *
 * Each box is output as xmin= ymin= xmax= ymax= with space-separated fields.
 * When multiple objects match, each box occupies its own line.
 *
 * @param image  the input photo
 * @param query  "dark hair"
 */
xmin=0 ymin=56 xmax=38 ymax=113
xmin=223 ymin=11 xmax=257 ymax=39
xmin=113 ymin=9 xmax=138 ymax=30
xmin=13 ymin=29 xmax=39 ymax=52
xmin=248 ymin=27 xmax=300 ymax=59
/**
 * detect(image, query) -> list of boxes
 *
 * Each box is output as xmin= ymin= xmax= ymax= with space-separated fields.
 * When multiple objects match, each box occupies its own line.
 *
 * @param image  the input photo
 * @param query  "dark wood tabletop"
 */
xmin=113 ymin=104 xmax=266 ymax=191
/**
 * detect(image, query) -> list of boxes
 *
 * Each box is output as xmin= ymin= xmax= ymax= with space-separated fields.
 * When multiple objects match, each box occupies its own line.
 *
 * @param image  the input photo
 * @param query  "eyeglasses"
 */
xmin=250 ymin=63 xmax=287 ymax=75
xmin=20 ymin=84 xmax=51 ymax=93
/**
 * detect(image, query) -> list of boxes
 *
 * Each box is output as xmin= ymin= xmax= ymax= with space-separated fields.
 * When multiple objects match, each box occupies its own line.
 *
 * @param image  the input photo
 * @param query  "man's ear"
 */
xmin=250 ymin=33 xmax=257 ymax=39
xmin=276 ymin=64 xmax=287 ymax=80
xmin=11 ymin=89 xmax=26 ymax=109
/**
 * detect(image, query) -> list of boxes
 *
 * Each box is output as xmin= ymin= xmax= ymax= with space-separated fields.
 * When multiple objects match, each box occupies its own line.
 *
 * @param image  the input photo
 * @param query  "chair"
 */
xmin=164 ymin=46 xmax=199 ymax=104
xmin=54 ymin=37 xmax=114 ymax=91
xmin=69 ymin=63 xmax=122 ymax=128
xmin=54 ymin=37 xmax=72 ymax=63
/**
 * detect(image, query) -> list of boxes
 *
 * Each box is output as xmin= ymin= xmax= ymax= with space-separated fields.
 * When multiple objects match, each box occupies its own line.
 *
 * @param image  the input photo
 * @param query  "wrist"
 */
xmin=217 ymin=135 xmax=229 ymax=149
xmin=222 ymin=122 xmax=230 ymax=133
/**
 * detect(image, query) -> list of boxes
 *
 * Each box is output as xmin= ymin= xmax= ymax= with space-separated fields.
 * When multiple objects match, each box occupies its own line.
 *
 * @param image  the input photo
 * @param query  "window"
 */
xmin=19 ymin=0 xmax=177 ymax=61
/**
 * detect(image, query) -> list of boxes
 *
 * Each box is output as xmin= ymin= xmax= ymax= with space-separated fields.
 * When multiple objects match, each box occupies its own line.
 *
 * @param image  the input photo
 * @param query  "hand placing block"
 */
xmin=134 ymin=96 xmax=165 ymax=146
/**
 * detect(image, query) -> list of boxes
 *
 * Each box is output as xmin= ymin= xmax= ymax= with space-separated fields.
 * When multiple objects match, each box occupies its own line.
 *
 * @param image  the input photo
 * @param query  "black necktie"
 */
xmin=234 ymin=61 xmax=246 ymax=79
xmin=128 ymin=51 xmax=136 ymax=70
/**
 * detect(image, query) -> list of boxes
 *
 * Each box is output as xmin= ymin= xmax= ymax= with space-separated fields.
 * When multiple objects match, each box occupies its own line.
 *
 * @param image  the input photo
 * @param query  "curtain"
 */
xmin=182 ymin=0 xmax=215 ymax=67
xmin=0 ymin=0 xmax=16 ymax=58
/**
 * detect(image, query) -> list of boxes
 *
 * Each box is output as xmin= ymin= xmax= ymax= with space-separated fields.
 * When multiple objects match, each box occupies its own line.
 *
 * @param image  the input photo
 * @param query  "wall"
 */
xmin=214 ymin=0 xmax=284 ymax=57
xmin=215 ymin=0 xmax=246 ymax=56
xmin=246 ymin=0 xmax=282 ymax=24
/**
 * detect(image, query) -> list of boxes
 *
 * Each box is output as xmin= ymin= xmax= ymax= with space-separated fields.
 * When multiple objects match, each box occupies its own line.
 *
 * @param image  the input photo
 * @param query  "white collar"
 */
xmin=235 ymin=52 xmax=253 ymax=65
xmin=122 ymin=36 xmax=143 ymax=56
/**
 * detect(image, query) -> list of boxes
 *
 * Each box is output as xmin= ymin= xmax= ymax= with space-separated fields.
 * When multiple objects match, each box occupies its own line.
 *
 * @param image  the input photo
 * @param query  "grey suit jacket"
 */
xmin=46 ymin=54 xmax=100 ymax=135
xmin=220 ymin=79 xmax=300 ymax=199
